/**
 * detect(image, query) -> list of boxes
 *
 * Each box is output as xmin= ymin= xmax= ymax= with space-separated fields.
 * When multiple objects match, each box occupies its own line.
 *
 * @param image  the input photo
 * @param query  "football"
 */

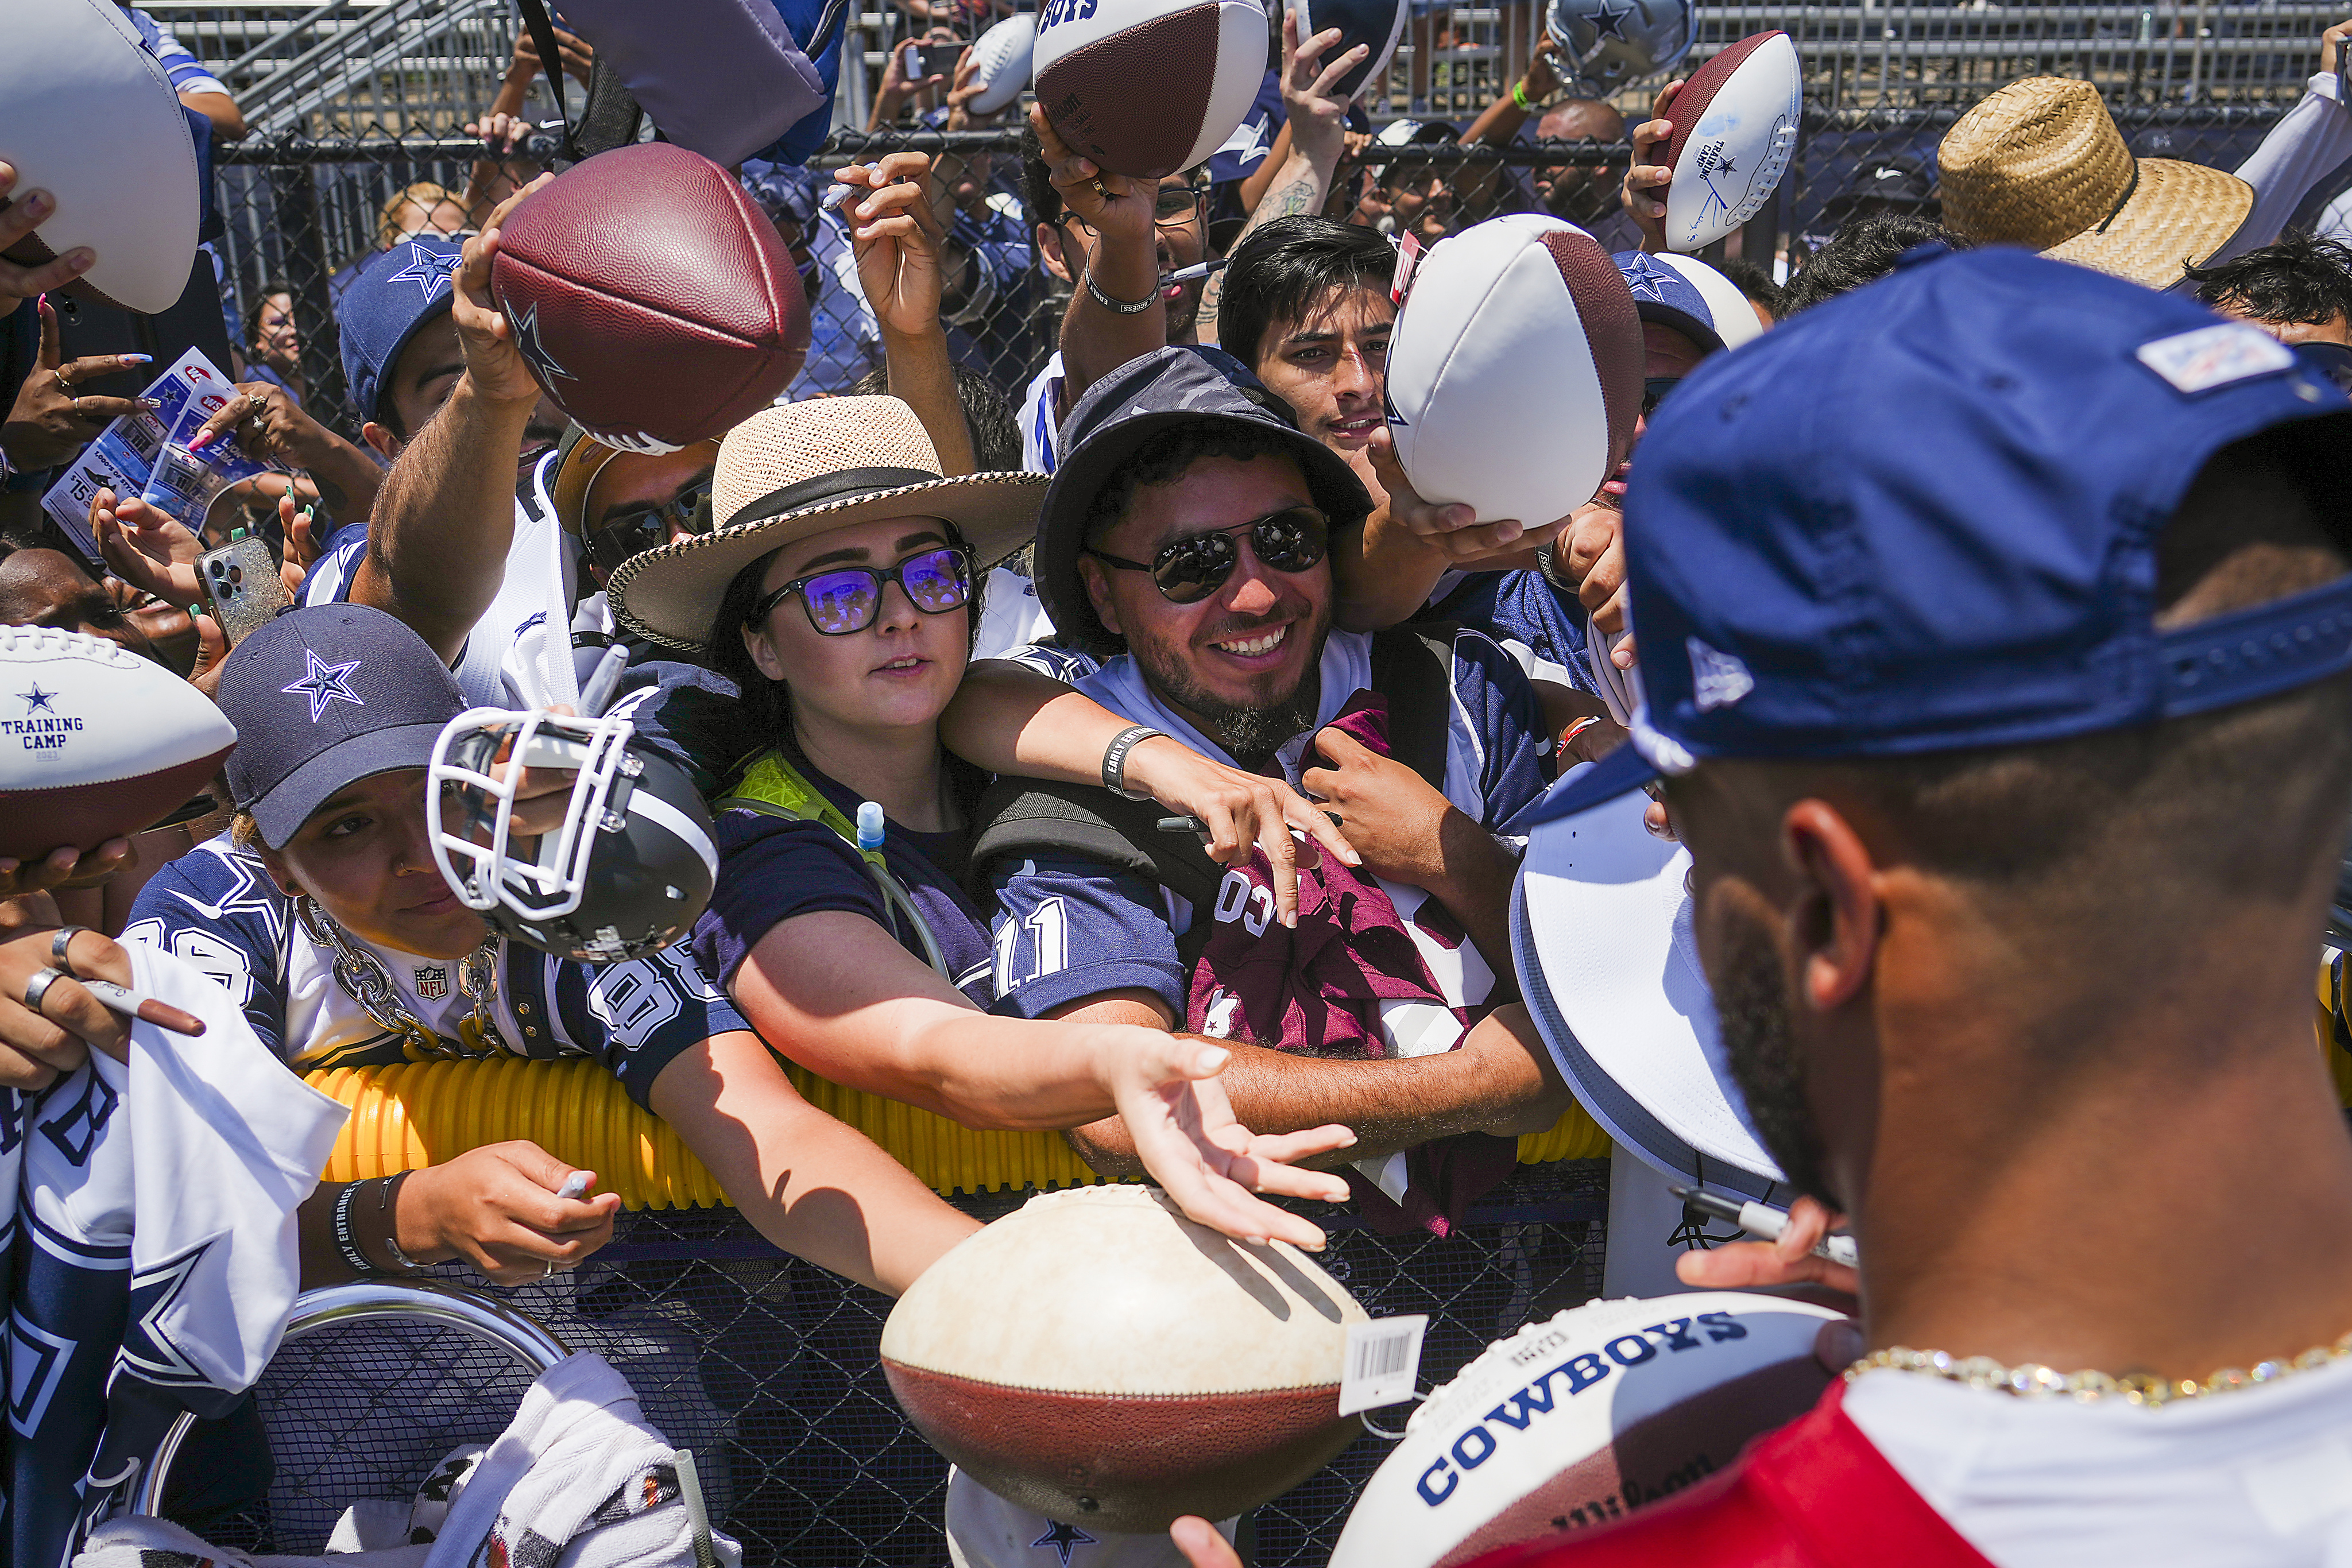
xmin=1034 ymin=0 xmax=1271 ymax=180
xmin=490 ymin=142 xmax=810 ymax=455
xmin=967 ymin=13 xmax=1039 ymax=116
xmin=880 ymin=1184 xmax=1368 ymax=1532
xmin=1385 ymin=214 xmax=1644 ymax=528
xmin=1329 ymin=1292 xmax=1843 ymax=1568
xmin=1660 ymin=32 xmax=1802 ymax=253
xmin=1294 ymin=0 xmax=1411 ymax=105
xmin=0 ymin=626 xmax=235 ymax=861
xmin=1 ymin=0 xmax=200 ymax=315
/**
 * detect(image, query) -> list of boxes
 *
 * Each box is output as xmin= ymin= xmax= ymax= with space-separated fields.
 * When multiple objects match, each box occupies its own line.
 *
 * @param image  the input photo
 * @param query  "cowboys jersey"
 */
xmin=125 ymin=833 xmax=747 ymax=1107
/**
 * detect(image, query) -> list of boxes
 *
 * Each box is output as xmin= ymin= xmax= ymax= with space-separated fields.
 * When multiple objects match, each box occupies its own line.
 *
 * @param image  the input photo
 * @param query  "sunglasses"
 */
xmin=752 ymin=544 xmax=973 ymax=636
xmin=1087 ymin=506 xmax=1329 ymax=605
xmin=586 ymin=484 xmax=711 ymax=577
xmin=1070 ymin=187 xmax=1205 ymax=237
xmin=1642 ymin=377 xmax=1683 ymax=417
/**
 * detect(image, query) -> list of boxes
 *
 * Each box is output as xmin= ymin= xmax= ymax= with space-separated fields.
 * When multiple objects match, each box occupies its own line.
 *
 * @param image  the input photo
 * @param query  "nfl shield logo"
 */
xmin=414 ymin=965 xmax=448 ymax=1001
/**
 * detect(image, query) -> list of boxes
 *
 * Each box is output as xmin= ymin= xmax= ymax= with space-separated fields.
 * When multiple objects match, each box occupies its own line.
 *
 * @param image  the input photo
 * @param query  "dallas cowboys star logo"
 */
xmin=384 ymin=241 xmax=460 ymax=303
xmin=1588 ymin=0 xmax=1635 ymax=41
xmin=1717 ymin=154 xmax=1738 ymax=173
xmin=282 ymin=649 xmax=366 ymax=721
xmin=1031 ymin=1520 xmax=1097 ymax=1566
xmin=18 ymin=684 xmax=53 ymax=714
xmin=506 ymin=300 xmax=577 ymax=383
xmin=1621 ymin=252 xmax=1670 ymax=301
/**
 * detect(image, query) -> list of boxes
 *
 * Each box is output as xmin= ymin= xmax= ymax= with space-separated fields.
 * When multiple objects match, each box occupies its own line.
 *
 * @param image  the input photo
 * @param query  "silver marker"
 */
xmin=1162 ymin=258 xmax=1229 ymax=285
xmin=556 ymin=1171 xmax=592 ymax=1201
xmin=1673 ymin=1185 xmax=1859 ymax=1269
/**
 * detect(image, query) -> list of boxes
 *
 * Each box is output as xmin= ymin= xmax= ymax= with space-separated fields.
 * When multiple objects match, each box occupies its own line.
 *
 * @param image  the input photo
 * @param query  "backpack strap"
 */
xmin=1369 ymin=622 xmax=1458 ymax=793
xmin=968 ymin=777 xmax=1233 ymax=967
xmin=718 ymin=749 xmax=950 ymax=977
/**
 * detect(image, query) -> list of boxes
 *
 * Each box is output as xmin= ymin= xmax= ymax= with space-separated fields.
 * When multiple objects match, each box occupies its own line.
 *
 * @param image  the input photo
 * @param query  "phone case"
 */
xmin=199 ymin=534 xmax=292 ymax=646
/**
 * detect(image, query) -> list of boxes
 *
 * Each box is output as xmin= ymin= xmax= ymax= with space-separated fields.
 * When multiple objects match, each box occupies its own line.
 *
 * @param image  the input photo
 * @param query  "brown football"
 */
xmin=881 ymin=1185 xmax=1368 ymax=1532
xmin=489 ymin=142 xmax=808 ymax=454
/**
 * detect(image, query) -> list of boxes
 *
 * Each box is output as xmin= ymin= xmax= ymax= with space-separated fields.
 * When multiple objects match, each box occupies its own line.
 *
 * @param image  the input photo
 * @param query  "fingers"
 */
xmin=21 ymin=970 xmax=131 ymax=1061
xmin=0 ymin=840 xmax=133 ymax=900
xmin=1240 ymin=1122 xmax=1357 ymax=1166
xmin=36 ymin=292 xmax=60 ymax=368
xmin=1283 ymin=789 xmax=1360 ymax=867
xmin=1170 ymin=1517 xmax=1244 ymax=1568
xmin=0 ymin=176 xmax=92 ymax=299
xmin=1311 ymin=723 xmax=1369 ymax=764
xmin=192 ymin=386 xmax=261 ymax=450
xmin=1260 ymin=799 xmax=1301 ymax=928
xmin=189 ymin=614 xmax=230 ymax=700
xmin=1309 ymin=42 xmax=1370 ymax=102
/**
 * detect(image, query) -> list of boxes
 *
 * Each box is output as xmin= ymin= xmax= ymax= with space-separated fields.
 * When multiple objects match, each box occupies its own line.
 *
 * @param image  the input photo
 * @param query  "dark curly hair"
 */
xmin=1782 ymin=214 xmax=1957 ymax=317
xmin=2185 ymin=230 xmax=2352 ymax=331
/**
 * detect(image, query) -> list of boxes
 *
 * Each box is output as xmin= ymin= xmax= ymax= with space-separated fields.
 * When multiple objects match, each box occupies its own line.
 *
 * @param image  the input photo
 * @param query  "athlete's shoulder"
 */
xmin=127 ymin=833 xmax=289 ymax=947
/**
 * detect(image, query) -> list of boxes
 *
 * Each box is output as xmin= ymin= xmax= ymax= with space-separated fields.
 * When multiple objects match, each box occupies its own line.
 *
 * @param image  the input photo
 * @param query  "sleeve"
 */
xmin=994 ymin=641 xmax=1103 ymax=682
xmin=610 ymin=660 xmax=746 ymax=800
xmin=986 ymin=854 xmax=1187 ymax=1021
xmin=122 ymin=846 xmax=291 ymax=1063
xmin=145 ymin=21 xmax=232 ymax=98
xmin=1449 ymin=628 xmax=1556 ymax=831
xmin=690 ymin=812 xmax=899 ymax=993
xmin=552 ymin=943 xmax=753 ymax=1110
xmin=2227 ymin=75 xmax=2352 ymax=260
xmin=299 ymin=520 xmax=372 ymax=607
xmin=1205 ymin=70 xmax=1288 ymax=189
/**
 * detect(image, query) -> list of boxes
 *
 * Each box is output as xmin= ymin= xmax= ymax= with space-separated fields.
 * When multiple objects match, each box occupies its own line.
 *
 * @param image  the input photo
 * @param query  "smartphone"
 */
xmin=197 ymin=528 xmax=291 ymax=647
xmin=912 ymin=38 xmax=965 ymax=78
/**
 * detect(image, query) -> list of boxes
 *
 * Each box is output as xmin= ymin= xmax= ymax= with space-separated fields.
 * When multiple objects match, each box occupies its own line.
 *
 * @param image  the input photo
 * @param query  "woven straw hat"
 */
xmin=609 ymin=396 xmax=1046 ymax=650
xmin=1939 ymin=77 xmax=2252 ymax=290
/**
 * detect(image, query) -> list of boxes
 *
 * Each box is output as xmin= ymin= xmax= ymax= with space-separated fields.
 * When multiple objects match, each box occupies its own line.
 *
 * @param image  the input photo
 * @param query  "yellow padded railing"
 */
xmin=306 ymin=1055 xmax=1614 ymax=1211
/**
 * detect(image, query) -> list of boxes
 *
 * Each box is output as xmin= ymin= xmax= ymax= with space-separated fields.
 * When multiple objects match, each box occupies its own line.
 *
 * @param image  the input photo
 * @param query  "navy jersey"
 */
xmin=125 ymin=834 xmax=747 ymax=1109
xmin=989 ymin=626 xmax=1550 ymax=1023
xmin=1423 ymin=567 xmax=1599 ymax=696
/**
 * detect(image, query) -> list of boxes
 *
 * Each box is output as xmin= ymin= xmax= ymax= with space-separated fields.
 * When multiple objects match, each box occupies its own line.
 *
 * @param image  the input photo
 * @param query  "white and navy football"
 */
xmin=968 ymin=13 xmax=1039 ymax=116
xmin=1294 ymin=0 xmax=1411 ymax=105
xmin=880 ymin=1184 xmax=1368 ymax=1533
xmin=1661 ymin=32 xmax=1802 ymax=254
xmin=0 ymin=626 xmax=235 ymax=860
xmin=1329 ymin=1292 xmax=1842 ymax=1568
xmin=1 ymin=0 xmax=202 ymax=314
xmin=1385 ymin=214 xmax=1644 ymax=527
xmin=1034 ymin=0 xmax=1271 ymax=179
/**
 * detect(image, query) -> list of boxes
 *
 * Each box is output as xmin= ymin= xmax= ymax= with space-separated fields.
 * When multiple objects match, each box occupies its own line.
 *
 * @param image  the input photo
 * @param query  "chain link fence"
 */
xmin=211 ymin=1163 xmax=1608 ymax=1567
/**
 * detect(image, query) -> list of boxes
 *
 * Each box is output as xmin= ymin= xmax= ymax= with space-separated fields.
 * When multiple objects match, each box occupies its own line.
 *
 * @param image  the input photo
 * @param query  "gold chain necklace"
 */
xmin=1847 ymin=1333 xmax=2352 ymax=1407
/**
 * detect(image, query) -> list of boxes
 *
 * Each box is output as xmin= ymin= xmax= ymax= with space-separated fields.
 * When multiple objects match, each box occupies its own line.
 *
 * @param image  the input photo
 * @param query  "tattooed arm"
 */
xmin=1198 ymin=12 xmax=1360 ymax=348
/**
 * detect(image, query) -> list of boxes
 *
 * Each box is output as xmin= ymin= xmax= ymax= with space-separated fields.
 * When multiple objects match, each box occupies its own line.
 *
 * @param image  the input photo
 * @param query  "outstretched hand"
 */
xmin=1102 ymin=1028 xmax=1354 ymax=1252
xmin=0 ymin=162 xmax=93 ymax=303
xmin=1366 ymin=427 xmax=1561 ymax=563
xmin=1674 ymin=1194 xmax=1860 ymax=1300
xmin=452 ymin=177 xmax=553 ymax=406
xmin=1119 ymin=734 xmax=1361 ymax=929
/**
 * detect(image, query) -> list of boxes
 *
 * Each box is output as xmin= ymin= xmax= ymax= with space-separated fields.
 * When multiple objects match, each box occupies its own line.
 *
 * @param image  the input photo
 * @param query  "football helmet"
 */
xmin=427 ymin=702 xmax=718 ymax=963
xmin=1544 ymin=0 xmax=1692 ymax=90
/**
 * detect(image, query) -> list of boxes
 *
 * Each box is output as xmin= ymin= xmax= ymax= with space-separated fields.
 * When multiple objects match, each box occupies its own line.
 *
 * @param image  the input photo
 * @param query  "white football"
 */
xmin=881 ymin=1184 xmax=1368 ymax=1533
xmin=1 ymin=0 xmax=202 ymax=314
xmin=1661 ymin=32 xmax=1802 ymax=254
xmin=1330 ymin=1292 xmax=1842 ymax=1568
xmin=967 ymin=13 xmax=1039 ymax=115
xmin=1386 ymin=214 xmax=1645 ymax=526
xmin=1034 ymin=0 xmax=1271 ymax=179
xmin=0 ymin=626 xmax=235 ymax=860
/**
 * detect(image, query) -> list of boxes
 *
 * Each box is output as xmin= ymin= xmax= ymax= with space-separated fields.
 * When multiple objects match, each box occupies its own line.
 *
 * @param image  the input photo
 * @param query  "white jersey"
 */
xmin=2224 ymin=72 xmax=2352 ymax=260
xmin=1019 ymin=352 xmax=1067 ymax=475
xmin=125 ymin=833 xmax=746 ymax=1107
xmin=1846 ymin=1355 xmax=2352 ymax=1567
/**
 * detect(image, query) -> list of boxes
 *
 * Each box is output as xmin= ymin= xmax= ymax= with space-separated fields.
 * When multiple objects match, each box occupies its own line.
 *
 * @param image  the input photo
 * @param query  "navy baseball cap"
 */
xmin=1615 ymin=250 xmax=1756 ymax=355
xmin=1513 ymin=246 xmax=2352 ymax=830
xmin=219 ymin=604 xmax=466 ymax=848
xmin=336 ymin=235 xmax=464 ymax=428
xmin=1034 ymin=346 xmax=1374 ymax=653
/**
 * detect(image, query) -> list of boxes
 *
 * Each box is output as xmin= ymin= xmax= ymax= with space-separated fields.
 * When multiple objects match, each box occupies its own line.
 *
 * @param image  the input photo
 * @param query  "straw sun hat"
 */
xmin=1939 ymin=76 xmax=2252 ymax=291
xmin=609 ymin=396 xmax=1047 ymax=650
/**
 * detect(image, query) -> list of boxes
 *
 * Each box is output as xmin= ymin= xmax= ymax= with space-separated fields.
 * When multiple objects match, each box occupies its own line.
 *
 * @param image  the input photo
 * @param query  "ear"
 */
xmin=741 ymin=612 xmax=787 ymax=683
xmin=361 ymin=421 xmax=403 ymax=461
xmin=1077 ymin=553 xmax=1122 ymax=639
xmin=1035 ymin=221 xmax=1073 ymax=284
xmin=253 ymin=843 xmax=302 ymax=901
xmin=1778 ymin=799 xmax=1881 ymax=1016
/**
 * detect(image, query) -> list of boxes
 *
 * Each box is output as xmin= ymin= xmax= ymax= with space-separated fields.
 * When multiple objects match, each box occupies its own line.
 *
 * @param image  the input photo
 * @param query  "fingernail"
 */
xmin=123 ymin=354 xmax=152 ymax=366
xmin=1496 ymin=520 xmax=1523 ymax=543
xmin=24 ymin=191 xmax=52 ymax=216
xmin=1195 ymin=1046 xmax=1231 ymax=1074
xmin=64 ymin=248 xmax=91 ymax=270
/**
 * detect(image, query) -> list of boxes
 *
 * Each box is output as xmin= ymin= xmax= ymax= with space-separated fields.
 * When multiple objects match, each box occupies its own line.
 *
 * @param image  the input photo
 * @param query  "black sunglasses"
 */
xmin=1088 ymin=506 xmax=1329 ymax=605
xmin=586 ymin=483 xmax=711 ymax=577
xmin=752 ymin=544 xmax=973 ymax=636
xmin=1642 ymin=377 xmax=1683 ymax=417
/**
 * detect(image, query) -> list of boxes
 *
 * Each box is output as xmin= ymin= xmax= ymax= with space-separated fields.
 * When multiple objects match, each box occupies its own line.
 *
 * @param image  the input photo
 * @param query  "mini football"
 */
xmin=881 ymin=1184 xmax=1368 ymax=1532
xmin=1034 ymin=0 xmax=1271 ymax=179
xmin=490 ymin=142 xmax=810 ymax=455
xmin=0 ymin=626 xmax=235 ymax=861
xmin=1294 ymin=0 xmax=1411 ymax=104
xmin=967 ymin=13 xmax=1039 ymax=116
xmin=1661 ymin=32 xmax=1802 ymax=253
xmin=1329 ymin=1292 xmax=1843 ymax=1568
xmin=1 ymin=0 xmax=200 ymax=314
xmin=1386 ymin=214 xmax=1643 ymax=526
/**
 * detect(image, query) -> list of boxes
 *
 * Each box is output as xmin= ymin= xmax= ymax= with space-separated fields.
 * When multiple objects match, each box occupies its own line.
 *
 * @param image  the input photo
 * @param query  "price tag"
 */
xmin=1389 ymin=231 xmax=1424 ymax=305
xmin=1339 ymin=1314 xmax=1428 ymax=1415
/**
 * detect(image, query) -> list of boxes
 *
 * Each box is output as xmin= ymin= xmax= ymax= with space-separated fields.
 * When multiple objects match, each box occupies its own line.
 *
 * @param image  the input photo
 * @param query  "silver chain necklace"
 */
xmin=293 ymin=895 xmax=508 ymax=1059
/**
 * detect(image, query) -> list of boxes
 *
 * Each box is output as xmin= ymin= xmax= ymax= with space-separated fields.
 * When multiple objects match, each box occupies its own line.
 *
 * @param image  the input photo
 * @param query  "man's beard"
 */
xmin=1708 ymin=901 xmax=1836 ymax=1207
xmin=1131 ymin=609 xmax=1331 ymax=768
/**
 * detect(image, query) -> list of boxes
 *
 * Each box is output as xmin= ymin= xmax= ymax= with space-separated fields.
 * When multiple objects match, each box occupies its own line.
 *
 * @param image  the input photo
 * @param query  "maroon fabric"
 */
xmin=1183 ymin=692 xmax=1517 ymax=1237
xmin=1464 ymin=1381 xmax=1998 ymax=1568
